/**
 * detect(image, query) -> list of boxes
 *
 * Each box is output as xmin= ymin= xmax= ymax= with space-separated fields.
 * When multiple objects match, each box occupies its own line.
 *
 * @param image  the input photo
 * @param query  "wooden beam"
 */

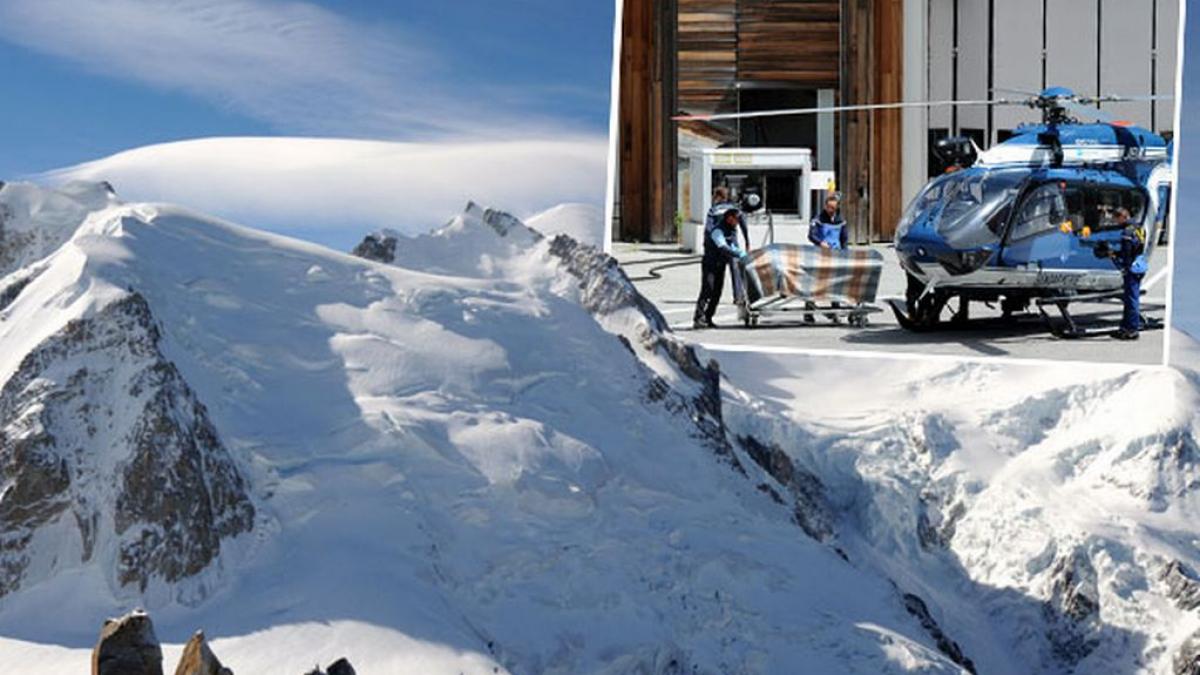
xmin=841 ymin=0 xmax=872 ymax=244
xmin=872 ymin=0 xmax=904 ymax=240
xmin=619 ymin=0 xmax=678 ymax=243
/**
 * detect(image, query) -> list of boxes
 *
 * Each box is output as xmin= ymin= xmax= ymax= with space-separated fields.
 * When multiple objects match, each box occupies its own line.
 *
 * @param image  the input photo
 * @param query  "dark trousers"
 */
xmin=1121 ymin=272 xmax=1144 ymax=333
xmin=694 ymin=256 xmax=727 ymax=323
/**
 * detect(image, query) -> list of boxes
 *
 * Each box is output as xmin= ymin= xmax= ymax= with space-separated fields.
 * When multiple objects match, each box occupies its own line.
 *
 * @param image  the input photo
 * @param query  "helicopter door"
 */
xmin=1002 ymin=181 xmax=1146 ymax=276
xmin=999 ymin=181 xmax=1086 ymax=271
xmin=1153 ymin=183 xmax=1171 ymax=246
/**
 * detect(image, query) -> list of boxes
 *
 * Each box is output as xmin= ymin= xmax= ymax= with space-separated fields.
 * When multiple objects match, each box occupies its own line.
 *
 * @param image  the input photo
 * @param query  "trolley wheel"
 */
xmin=742 ymin=313 xmax=752 ymax=328
xmin=750 ymin=315 xmax=759 ymax=327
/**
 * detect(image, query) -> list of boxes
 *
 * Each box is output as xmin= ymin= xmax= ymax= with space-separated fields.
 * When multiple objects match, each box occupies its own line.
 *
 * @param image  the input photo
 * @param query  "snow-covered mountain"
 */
xmin=716 ymin=346 xmax=1200 ymax=675
xmin=0 ymin=180 xmax=1196 ymax=674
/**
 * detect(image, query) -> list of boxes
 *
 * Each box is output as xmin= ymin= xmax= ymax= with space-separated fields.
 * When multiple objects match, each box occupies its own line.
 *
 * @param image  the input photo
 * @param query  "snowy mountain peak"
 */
xmin=0 ymin=180 xmax=118 ymax=279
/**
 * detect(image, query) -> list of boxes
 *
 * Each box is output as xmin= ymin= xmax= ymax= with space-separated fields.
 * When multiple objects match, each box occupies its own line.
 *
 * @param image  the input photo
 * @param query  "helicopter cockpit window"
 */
xmin=934 ymin=170 xmax=1025 ymax=247
xmin=1009 ymin=182 xmax=1082 ymax=242
xmin=895 ymin=169 xmax=1024 ymax=247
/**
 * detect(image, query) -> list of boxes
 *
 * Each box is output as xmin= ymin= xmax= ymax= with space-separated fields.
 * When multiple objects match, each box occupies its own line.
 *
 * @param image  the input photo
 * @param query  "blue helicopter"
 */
xmin=675 ymin=86 xmax=1174 ymax=336
xmin=890 ymin=87 xmax=1172 ymax=335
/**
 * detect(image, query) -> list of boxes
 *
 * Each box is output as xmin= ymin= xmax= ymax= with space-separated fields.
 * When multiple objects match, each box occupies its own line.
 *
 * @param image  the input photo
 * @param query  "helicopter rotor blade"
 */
xmin=992 ymin=86 xmax=1042 ymax=97
xmin=672 ymin=98 xmax=1025 ymax=122
xmin=1061 ymin=99 xmax=1120 ymax=124
xmin=1078 ymin=94 xmax=1175 ymax=104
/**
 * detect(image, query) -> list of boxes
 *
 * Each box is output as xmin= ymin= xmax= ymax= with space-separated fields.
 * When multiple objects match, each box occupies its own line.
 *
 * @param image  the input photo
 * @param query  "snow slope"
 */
xmin=526 ymin=203 xmax=605 ymax=246
xmin=0 ymin=182 xmax=968 ymax=674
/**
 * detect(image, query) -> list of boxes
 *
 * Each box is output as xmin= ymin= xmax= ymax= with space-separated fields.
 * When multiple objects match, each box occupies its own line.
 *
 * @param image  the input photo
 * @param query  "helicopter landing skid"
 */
xmin=886 ymin=298 xmax=942 ymax=332
xmin=887 ymin=299 xmax=919 ymax=331
xmin=1033 ymin=290 xmax=1153 ymax=339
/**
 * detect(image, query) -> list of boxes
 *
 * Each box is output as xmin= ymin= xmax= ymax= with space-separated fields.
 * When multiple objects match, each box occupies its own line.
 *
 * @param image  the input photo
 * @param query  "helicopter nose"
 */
xmin=896 ymin=227 xmax=945 ymax=261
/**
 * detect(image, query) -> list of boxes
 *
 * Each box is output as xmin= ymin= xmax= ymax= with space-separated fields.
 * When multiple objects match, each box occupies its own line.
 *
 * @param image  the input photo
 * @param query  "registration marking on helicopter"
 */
xmin=1034 ymin=271 xmax=1083 ymax=287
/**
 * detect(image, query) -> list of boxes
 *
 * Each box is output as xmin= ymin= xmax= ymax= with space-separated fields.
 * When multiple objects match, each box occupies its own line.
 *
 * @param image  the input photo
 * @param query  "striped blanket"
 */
xmin=741 ymin=244 xmax=884 ymax=305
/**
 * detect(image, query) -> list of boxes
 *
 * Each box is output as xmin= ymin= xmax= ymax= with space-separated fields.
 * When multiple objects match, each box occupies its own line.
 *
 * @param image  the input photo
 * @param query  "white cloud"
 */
xmin=40 ymin=136 xmax=608 ymax=241
xmin=0 ymin=0 xmax=569 ymax=138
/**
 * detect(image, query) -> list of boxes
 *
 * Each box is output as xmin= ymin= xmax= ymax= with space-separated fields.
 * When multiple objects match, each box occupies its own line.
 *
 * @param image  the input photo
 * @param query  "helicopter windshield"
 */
xmin=898 ymin=169 xmax=1026 ymax=248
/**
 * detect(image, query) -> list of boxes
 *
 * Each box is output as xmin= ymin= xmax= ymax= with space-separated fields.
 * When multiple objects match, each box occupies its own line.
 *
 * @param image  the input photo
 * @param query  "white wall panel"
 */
xmin=994 ymin=0 xmax=1046 ymax=137
xmin=928 ymin=0 xmax=955 ymax=129
xmin=956 ymin=0 xmax=989 ymax=133
xmin=1045 ymin=0 xmax=1099 ymax=99
xmin=1100 ymin=0 xmax=1153 ymax=126
xmin=1156 ymin=0 xmax=1181 ymax=134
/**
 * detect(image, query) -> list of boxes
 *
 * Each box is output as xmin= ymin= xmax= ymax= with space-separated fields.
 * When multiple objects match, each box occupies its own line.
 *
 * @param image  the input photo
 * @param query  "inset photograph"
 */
xmin=614 ymin=0 xmax=1180 ymax=365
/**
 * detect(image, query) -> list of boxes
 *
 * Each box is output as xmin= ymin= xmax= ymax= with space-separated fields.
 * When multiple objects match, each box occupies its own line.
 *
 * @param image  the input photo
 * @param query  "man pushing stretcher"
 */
xmin=693 ymin=186 xmax=751 ymax=330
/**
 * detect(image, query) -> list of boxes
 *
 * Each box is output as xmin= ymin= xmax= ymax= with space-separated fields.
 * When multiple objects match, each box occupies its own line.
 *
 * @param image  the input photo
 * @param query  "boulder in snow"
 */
xmin=92 ymin=610 xmax=163 ymax=675
xmin=302 ymin=659 xmax=355 ymax=675
xmin=173 ymin=630 xmax=233 ymax=675
xmin=349 ymin=232 xmax=397 ymax=263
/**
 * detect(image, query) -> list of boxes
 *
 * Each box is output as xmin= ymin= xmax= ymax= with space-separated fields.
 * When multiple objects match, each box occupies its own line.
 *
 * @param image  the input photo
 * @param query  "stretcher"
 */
xmin=737 ymin=244 xmax=884 ymax=328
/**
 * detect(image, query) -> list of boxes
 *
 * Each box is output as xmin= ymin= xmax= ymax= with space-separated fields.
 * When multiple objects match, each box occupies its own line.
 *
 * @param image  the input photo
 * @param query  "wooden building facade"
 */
xmin=618 ymin=0 xmax=906 ymax=244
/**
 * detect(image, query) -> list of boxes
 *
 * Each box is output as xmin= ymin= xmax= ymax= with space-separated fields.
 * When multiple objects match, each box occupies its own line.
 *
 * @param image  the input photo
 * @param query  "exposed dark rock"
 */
xmin=737 ymin=435 xmax=833 ymax=540
xmin=902 ymin=593 xmax=976 ymax=673
xmin=0 ymin=293 xmax=255 ymax=597
xmin=302 ymin=660 xmax=356 ymax=675
xmin=1176 ymin=630 xmax=1200 ymax=675
xmin=1047 ymin=549 xmax=1100 ymax=622
xmin=92 ymin=610 xmax=163 ymax=675
xmin=479 ymin=204 xmax=542 ymax=241
xmin=917 ymin=494 xmax=965 ymax=551
xmin=905 ymin=413 xmax=961 ymax=459
xmin=351 ymin=203 xmax=542 ymax=266
xmin=0 ymin=225 xmax=34 ymax=279
xmin=546 ymin=235 xmax=669 ymax=334
xmin=1043 ymin=548 xmax=1101 ymax=665
xmin=0 ymin=274 xmax=30 ymax=312
xmin=1163 ymin=560 xmax=1200 ymax=611
xmin=546 ymin=235 xmax=732 ymax=462
xmin=350 ymin=232 xmax=397 ymax=263
xmin=173 ymin=630 xmax=233 ymax=675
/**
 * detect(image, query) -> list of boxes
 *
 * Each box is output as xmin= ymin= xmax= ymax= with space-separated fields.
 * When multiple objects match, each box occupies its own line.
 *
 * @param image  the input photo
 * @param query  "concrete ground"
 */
xmin=614 ymin=241 xmax=1169 ymax=366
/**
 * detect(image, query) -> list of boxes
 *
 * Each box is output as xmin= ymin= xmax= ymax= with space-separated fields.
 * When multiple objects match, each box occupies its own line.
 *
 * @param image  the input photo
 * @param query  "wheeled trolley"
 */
xmin=736 ymin=244 xmax=884 ymax=329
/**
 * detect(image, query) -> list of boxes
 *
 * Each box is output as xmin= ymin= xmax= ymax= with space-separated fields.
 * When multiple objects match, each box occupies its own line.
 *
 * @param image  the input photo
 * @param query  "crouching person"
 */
xmin=694 ymin=208 xmax=750 ymax=329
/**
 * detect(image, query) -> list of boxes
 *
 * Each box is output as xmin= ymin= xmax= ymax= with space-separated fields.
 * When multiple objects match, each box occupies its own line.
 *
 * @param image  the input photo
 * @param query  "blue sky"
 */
xmin=1174 ymin=6 xmax=1199 ymax=338
xmin=0 ymin=0 xmax=615 ymax=178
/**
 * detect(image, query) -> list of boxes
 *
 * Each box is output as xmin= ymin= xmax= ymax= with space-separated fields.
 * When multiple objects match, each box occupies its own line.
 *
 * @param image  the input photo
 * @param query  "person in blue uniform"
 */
xmin=809 ymin=195 xmax=848 ymax=250
xmin=707 ymin=187 xmax=751 ymax=306
xmin=694 ymin=207 xmax=750 ymax=329
xmin=1109 ymin=206 xmax=1148 ymax=340
xmin=805 ymin=195 xmax=848 ymax=323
